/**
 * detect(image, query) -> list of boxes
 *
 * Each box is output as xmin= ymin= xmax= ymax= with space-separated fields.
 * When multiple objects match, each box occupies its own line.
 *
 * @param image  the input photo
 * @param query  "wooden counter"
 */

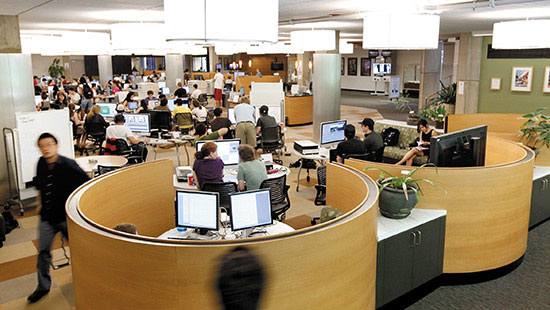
xmin=285 ymin=95 xmax=313 ymax=126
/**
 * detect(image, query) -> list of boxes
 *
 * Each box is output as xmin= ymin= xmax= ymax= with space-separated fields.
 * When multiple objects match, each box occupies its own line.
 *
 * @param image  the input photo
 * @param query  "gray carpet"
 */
xmin=340 ymin=90 xmax=418 ymax=122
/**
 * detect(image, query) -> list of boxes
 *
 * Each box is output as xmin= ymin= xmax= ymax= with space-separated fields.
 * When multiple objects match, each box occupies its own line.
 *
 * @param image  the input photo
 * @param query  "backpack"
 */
xmin=381 ymin=127 xmax=400 ymax=147
xmin=82 ymin=84 xmax=93 ymax=99
xmin=1 ymin=211 xmax=19 ymax=235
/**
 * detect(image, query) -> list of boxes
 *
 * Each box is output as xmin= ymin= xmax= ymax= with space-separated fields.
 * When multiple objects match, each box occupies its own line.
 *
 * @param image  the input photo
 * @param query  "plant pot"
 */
xmin=443 ymin=103 xmax=455 ymax=115
xmin=435 ymin=120 xmax=444 ymax=130
xmin=376 ymin=179 xmax=418 ymax=219
xmin=407 ymin=114 xmax=420 ymax=126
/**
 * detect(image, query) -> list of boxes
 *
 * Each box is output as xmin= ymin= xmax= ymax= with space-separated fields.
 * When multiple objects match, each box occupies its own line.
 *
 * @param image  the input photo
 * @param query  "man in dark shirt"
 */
xmin=211 ymin=108 xmax=233 ymax=139
xmin=174 ymin=82 xmax=187 ymax=98
xmin=255 ymin=105 xmax=278 ymax=135
xmin=28 ymin=133 xmax=90 ymax=304
xmin=336 ymin=125 xmax=365 ymax=163
xmin=359 ymin=118 xmax=384 ymax=154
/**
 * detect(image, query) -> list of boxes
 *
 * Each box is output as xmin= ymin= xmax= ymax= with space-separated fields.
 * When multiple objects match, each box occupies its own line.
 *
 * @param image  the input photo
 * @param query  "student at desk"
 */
xmin=336 ymin=125 xmax=365 ymax=163
xmin=153 ymin=98 xmax=171 ymax=111
xmin=191 ymin=84 xmax=202 ymax=99
xmin=106 ymin=114 xmax=149 ymax=160
xmin=191 ymin=99 xmax=208 ymax=125
xmin=172 ymin=98 xmax=191 ymax=116
xmin=193 ymin=141 xmax=224 ymax=189
xmin=237 ymin=145 xmax=267 ymax=191
xmin=256 ymin=105 xmax=278 ymax=135
xmin=121 ymin=91 xmax=136 ymax=108
xmin=194 ymin=123 xmax=229 ymax=143
xmin=174 ymin=82 xmax=187 ymax=98
xmin=211 ymin=108 xmax=233 ymax=139
xmin=84 ymin=105 xmax=109 ymax=133
xmin=144 ymin=90 xmax=157 ymax=105
xmin=135 ymin=100 xmax=149 ymax=113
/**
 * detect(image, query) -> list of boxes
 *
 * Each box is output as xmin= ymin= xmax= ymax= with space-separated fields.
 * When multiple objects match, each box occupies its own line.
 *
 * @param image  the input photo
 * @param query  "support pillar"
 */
xmin=165 ymin=53 xmax=184 ymax=91
xmin=208 ymin=46 xmax=217 ymax=72
xmin=98 ymin=55 xmax=113 ymax=86
xmin=455 ymin=32 xmax=482 ymax=114
xmin=419 ymin=40 xmax=443 ymax=110
xmin=0 ymin=15 xmax=21 ymax=53
xmin=313 ymin=54 xmax=341 ymax=142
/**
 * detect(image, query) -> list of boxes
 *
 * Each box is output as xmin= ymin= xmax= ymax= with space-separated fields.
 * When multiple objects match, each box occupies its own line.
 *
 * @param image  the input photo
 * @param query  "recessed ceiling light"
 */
xmin=474 ymin=8 xmax=550 ymax=19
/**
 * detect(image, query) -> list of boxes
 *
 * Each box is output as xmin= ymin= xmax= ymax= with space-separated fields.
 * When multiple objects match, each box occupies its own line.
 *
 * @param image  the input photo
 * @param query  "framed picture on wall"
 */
xmin=511 ymin=66 xmax=533 ymax=92
xmin=360 ymin=58 xmax=371 ymax=76
xmin=490 ymin=77 xmax=501 ymax=90
xmin=543 ymin=66 xmax=550 ymax=93
xmin=348 ymin=58 xmax=357 ymax=76
xmin=341 ymin=57 xmax=345 ymax=75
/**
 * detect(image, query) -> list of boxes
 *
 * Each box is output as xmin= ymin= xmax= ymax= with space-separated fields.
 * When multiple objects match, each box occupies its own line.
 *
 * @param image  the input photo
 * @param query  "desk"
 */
xmin=147 ymin=135 xmax=195 ymax=166
xmin=285 ymin=95 xmax=313 ymax=126
xmin=292 ymin=149 xmax=328 ymax=191
xmin=173 ymin=164 xmax=290 ymax=190
xmin=75 ymin=155 xmax=128 ymax=177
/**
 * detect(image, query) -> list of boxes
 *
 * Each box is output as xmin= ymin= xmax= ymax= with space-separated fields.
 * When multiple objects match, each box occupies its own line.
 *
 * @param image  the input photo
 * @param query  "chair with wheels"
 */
xmin=84 ymin=121 xmax=107 ymax=155
xmin=314 ymin=165 xmax=327 ymax=206
xmin=103 ymin=138 xmax=147 ymax=164
xmin=200 ymin=182 xmax=238 ymax=213
xmin=259 ymin=126 xmax=284 ymax=165
xmin=260 ymin=175 xmax=291 ymax=221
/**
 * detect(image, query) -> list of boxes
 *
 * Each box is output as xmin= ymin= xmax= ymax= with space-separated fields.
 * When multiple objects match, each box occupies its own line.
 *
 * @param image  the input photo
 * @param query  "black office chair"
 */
xmin=260 ymin=175 xmax=291 ymax=221
xmin=103 ymin=138 xmax=147 ymax=164
xmin=201 ymin=182 xmax=238 ymax=213
xmin=370 ymin=146 xmax=385 ymax=163
xmin=314 ymin=165 xmax=327 ymax=206
xmin=84 ymin=121 xmax=107 ymax=155
xmin=149 ymin=110 xmax=172 ymax=131
xmin=259 ymin=126 xmax=284 ymax=164
xmin=95 ymin=165 xmax=124 ymax=177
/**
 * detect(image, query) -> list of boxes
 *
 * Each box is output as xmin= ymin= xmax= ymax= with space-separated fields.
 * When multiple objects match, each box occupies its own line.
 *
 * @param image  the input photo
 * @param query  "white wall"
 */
xmin=394 ymin=50 xmax=423 ymax=78
xmin=340 ymin=46 xmax=379 ymax=91
xmin=31 ymin=54 xmax=58 ymax=77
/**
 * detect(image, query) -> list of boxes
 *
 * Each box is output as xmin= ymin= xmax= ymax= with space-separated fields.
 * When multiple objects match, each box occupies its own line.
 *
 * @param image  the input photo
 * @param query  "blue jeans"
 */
xmin=80 ymin=98 xmax=93 ymax=113
xmin=36 ymin=220 xmax=68 ymax=291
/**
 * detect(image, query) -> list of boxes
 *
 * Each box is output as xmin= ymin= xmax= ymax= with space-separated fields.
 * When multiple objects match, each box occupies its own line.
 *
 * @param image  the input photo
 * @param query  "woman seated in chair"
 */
xmin=191 ymin=99 xmax=208 ymax=126
xmin=395 ymin=119 xmax=437 ymax=166
xmin=193 ymin=141 xmax=224 ymax=189
xmin=135 ymin=99 xmax=149 ymax=113
xmin=237 ymin=145 xmax=267 ymax=191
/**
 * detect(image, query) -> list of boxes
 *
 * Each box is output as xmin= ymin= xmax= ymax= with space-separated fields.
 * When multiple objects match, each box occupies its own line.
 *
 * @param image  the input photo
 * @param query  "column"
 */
xmin=419 ymin=40 xmax=443 ymax=110
xmin=0 ymin=15 xmax=21 ymax=53
xmin=208 ymin=46 xmax=217 ymax=72
xmin=165 ymin=53 xmax=184 ymax=91
xmin=455 ymin=32 xmax=482 ymax=114
xmin=98 ymin=55 xmax=113 ymax=86
xmin=313 ymin=54 xmax=341 ymax=142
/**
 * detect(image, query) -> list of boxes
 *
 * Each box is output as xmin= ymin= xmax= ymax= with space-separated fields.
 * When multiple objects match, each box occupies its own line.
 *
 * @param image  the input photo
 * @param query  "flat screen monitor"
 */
xmin=183 ymin=86 xmax=190 ymax=94
xmin=320 ymin=120 xmax=347 ymax=145
xmin=123 ymin=83 xmax=130 ymax=89
xmin=429 ymin=125 xmax=487 ymax=167
xmin=195 ymin=139 xmax=240 ymax=166
xmin=229 ymin=189 xmax=272 ymax=231
xmin=228 ymin=108 xmax=236 ymax=124
xmin=239 ymin=87 xmax=244 ymax=95
xmin=230 ymin=93 xmax=240 ymax=103
xmin=157 ymin=81 xmax=166 ymax=89
xmin=128 ymin=101 xmax=139 ymax=110
xmin=160 ymin=72 xmax=166 ymax=78
xmin=123 ymin=113 xmax=150 ymax=133
xmin=97 ymin=103 xmax=117 ymax=118
xmin=175 ymin=190 xmax=219 ymax=231
xmin=161 ymin=87 xmax=170 ymax=95
xmin=167 ymin=99 xmax=176 ymax=111
xmin=149 ymin=110 xmax=172 ymax=130
xmin=143 ymin=76 xmax=148 ymax=82
xmin=271 ymin=62 xmax=284 ymax=71
xmin=373 ymin=63 xmax=392 ymax=75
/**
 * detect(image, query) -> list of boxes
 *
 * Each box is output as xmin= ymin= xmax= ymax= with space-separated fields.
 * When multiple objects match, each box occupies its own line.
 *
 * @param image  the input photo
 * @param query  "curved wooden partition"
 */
xmin=66 ymin=160 xmax=378 ymax=309
xmin=346 ymin=136 xmax=534 ymax=274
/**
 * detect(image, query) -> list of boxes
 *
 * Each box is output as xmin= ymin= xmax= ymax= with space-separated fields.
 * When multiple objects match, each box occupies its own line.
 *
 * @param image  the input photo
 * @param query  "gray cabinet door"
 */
xmin=380 ymin=229 xmax=415 ymax=304
xmin=530 ymin=178 xmax=546 ymax=227
xmin=412 ymin=217 xmax=445 ymax=287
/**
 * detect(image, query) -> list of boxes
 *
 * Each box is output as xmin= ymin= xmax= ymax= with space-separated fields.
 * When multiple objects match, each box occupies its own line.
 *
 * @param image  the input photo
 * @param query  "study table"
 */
xmin=74 ymin=155 xmax=128 ymax=177
xmin=146 ymin=135 xmax=195 ymax=166
xmin=292 ymin=149 xmax=329 ymax=191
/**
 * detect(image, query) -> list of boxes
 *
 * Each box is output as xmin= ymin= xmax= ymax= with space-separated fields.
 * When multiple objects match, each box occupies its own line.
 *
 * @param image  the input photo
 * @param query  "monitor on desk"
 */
xmin=161 ymin=87 xmax=170 ymax=95
xmin=168 ymin=98 xmax=189 ymax=111
xmin=195 ymin=139 xmax=240 ymax=166
xmin=430 ymin=125 xmax=487 ymax=167
xmin=123 ymin=113 xmax=150 ymax=133
xmin=320 ymin=120 xmax=347 ymax=146
xmin=149 ymin=110 xmax=172 ymax=130
xmin=175 ymin=190 xmax=219 ymax=231
xmin=229 ymin=189 xmax=272 ymax=231
xmin=290 ymin=84 xmax=299 ymax=96
xmin=128 ymin=101 xmax=139 ymax=110
xmin=183 ymin=86 xmax=189 ymax=94
xmin=97 ymin=103 xmax=117 ymax=118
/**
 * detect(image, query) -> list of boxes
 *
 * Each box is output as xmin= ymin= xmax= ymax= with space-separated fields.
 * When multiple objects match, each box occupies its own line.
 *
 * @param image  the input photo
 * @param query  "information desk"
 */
xmin=66 ymin=160 xmax=378 ymax=309
xmin=285 ymin=95 xmax=313 ymax=126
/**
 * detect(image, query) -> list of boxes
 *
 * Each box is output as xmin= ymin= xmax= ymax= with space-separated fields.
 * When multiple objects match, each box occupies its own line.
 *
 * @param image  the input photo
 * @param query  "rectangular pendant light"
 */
xmin=492 ymin=20 xmax=550 ymax=49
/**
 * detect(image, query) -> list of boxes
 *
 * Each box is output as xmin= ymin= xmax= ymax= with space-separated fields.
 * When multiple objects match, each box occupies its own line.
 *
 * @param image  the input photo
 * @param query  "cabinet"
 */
xmin=376 ymin=215 xmax=445 ymax=308
xmin=529 ymin=174 xmax=550 ymax=228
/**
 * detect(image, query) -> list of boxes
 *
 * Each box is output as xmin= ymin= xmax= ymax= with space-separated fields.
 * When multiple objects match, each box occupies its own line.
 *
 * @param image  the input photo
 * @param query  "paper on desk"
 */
xmin=261 ymin=154 xmax=273 ymax=162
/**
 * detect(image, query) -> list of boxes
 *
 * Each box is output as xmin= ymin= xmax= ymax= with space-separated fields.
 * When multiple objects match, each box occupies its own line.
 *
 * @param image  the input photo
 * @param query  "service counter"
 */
xmin=285 ymin=95 xmax=313 ymax=126
xmin=66 ymin=160 xmax=379 ymax=309
xmin=346 ymin=136 xmax=535 ymax=274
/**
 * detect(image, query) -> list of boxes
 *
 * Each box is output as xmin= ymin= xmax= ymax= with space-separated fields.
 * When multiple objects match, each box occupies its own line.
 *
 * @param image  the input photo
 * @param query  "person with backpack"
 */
xmin=395 ymin=119 xmax=438 ymax=166
xmin=80 ymin=79 xmax=94 ymax=114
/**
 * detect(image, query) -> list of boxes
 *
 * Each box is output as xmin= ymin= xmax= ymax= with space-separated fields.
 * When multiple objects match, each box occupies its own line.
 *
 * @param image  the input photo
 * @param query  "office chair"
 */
xmin=370 ymin=146 xmax=385 ymax=163
xmin=259 ymin=126 xmax=284 ymax=165
xmin=260 ymin=175 xmax=291 ymax=221
xmin=96 ymin=165 xmax=124 ymax=177
xmin=149 ymin=110 xmax=172 ymax=131
xmin=103 ymin=138 xmax=147 ymax=164
xmin=314 ymin=165 xmax=327 ymax=206
xmin=198 ymin=93 xmax=208 ymax=104
xmin=174 ymin=112 xmax=194 ymax=134
xmin=84 ymin=122 xmax=106 ymax=155
xmin=201 ymin=182 xmax=238 ymax=213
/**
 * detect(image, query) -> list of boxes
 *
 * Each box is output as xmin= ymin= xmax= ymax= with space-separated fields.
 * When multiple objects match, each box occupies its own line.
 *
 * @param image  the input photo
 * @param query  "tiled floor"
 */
xmin=0 ymin=99 xmax=388 ymax=308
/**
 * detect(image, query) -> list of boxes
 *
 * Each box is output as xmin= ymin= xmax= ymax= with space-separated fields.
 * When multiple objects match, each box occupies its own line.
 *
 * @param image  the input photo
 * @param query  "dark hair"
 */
xmin=124 ymin=91 xmax=134 ymax=102
xmin=37 ymin=132 xmax=58 ymax=144
xmin=147 ymin=90 xmax=154 ymax=95
xmin=217 ymin=247 xmax=265 ymax=310
xmin=113 ymin=223 xmax=137 ymax=235
xmin=193 ymin=84 xmax=198 ymax=89
xmin=238 ymin=145 xmax=256 ymax=162
xmin=41 ymin=91 xmax=48 ymax=100
xmin=417 ymin=119 xmax=429 ymax=133
xmin=213 ymin=107 xmax=223 ymax=117
xmin=217 ymin=68 xmax=221 ymax=72
xmin=79 ymin=77 xmax=86 ymax=84
xmin=114 ymin=114 xmax=125 ymax=123
xmin=140 ymin=99 xmax=148 ymax=111
xmin=195 ymin=123 xmax=207 ymax=136
xmin=193 ymin=100 xmax=202 ymax=109
xmin=159 ymin=94 xmax=166 ymax=100
xmin=360 ymin=118 xmax=375 ymax=131
xmin=175 ymin=99 xmax=183 ymax=106
xmin=195 ymin=141 xmax=217 ymax=159
xmin=344 ymin=124 xmax=356 ymax=140
xmin=160 ymin=98 xmax=168 ymax=106
xmin=259 ymin=105 xmax=268 ymax=115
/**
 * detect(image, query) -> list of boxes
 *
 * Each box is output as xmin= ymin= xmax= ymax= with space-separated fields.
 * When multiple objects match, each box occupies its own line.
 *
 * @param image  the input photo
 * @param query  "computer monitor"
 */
xmin=373 ymin=63 xmax=392 ymax=75
xmin=97 ymin=103 xmax=117 ymax=118
xmin=123 ymin=83 xmax=130 ymax=89
xmin=128 ymin=101 xmax=139 ymax=110
xmin=160 ymin=72 xmax=166 ymax=78
xmin=230 ymin=93 xmax=240 ymax=103
xmin=320 ymin=120 xmax=347 ymax=146
xmin=239 ymin=87 xmax=245 ymax=96
xmin=161 ymin=87 xmax=170 ymax=95
xmin=149 ymin=110 xmax=172 ymax=130
xmin=195 ymin=139 xmax=241 ymax=166
xmin=229 ymin=189 xmax=272 ymax=231
xmin=123 ymin=113 xmax=150 ymax=133
xmin=122 ymin=74 xmax=128 ymax=80
xmin=228 ymin=108 xmax=236 ymax=124
xmin=429 ymin=125 xmax=487 ymax=167
xmin=175 ymin=190 xmax=219 ymax=231
xmin=158 ymin=81 xmax=166 ymax=89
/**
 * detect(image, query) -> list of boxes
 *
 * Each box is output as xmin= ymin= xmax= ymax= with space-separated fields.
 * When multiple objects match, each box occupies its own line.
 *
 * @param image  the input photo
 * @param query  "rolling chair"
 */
xmin=314 ymin=165 xmax=327 ymax=206
xmin=201 ymin=182 xmax=238 ymax=213
xmin=103 ymin=138 xmax=147 ymax=164
xmin=95 ymin=165 xmax=125 ymax=177
xmin=149 ymin=110 xmax=172 ymax=131
xmin=260 ymin=175 xmax=291 ymax=221
xmin=370 ymin=146 xmax=385 ymax=163
xmin=174 ymin=112 xmax=194 ymax=134
xmin=83 ymin=121 xmax=107 ymax=155
xmin=342 ymin=153 xmax=370 ymax=164
xmin=259 ymin=126 xmax=284 ymax=165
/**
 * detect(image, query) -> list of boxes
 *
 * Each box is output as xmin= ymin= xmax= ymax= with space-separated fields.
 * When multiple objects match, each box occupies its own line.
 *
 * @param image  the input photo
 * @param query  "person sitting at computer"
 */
xmin=153 ymin=98 xmax=171 ymax=111
xmin=359 ymin=117 xmax=384 ymax=156
xmin=225 ymin=76 xmax=234 ymax=91
xmin=135 ymin=100 xmax=149 ymax=114
xmin=144 ymin=90 xmax=157 ymax=105
xmin=237 ymin=145 xmax=267 ymax=191
xmin=84 ymin=105 xmax=109 ymax=132
xmin=106 ymin=114 xmax=149 ymax=159
xmin=193 ymin=141 xmax=224 ymax=189
xmin=336 ymin=125 xmax=365 ymax=163
xmin=122 ymin=91 xmax=136 ymax=108
xmin=194 ymin=123 xmax=229 ymax=144
xmin=53 ymin=90 xmax=68 ymax=109
xmin=172 ymin=98 xmax=191 ymax=117
xmin=68 ymin=87 xmax=80 ymax=105
xmin=174 ymin=82 xmax=187 ymax=98
xmin=36 ymin=91 xmax=50 ymax=111
xmin=256 ymin=105 xmax=278 ymax=136
xmin=191 ymin=84 xmax=202 ymax=99
xmin=211 ymin=108 xmax=233 ymax=139
xmin=191 ymin=99 xmax=208 ymax=125
xmin=395 ymin=119 xmax=437 ymax=166
xmin=113 ymin=223 xmax=138 ymax=235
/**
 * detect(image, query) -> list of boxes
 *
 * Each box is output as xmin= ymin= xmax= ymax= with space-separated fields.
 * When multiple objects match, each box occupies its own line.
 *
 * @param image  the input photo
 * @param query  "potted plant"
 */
xmin=365 ymin=164 xmax=439 ymax=219
xmin=48 ymin=58 xmax=64 ymax=78
xmin=420 ymin=103 xmax=447 ymax=129
xmin=437 ymin=81 xmax=456 ymax=115
xmin=519 ymin=108 xmax=550 ymax=155
xmin=394 ymin=94 xmax=420 ymax=126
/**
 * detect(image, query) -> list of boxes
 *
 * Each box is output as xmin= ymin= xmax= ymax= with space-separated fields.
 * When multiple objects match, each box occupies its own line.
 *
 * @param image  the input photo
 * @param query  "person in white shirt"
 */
xmin=213 ymin=68 xmax=224 ymax=108
xmin=106 ymin=114 xmax=148 ymax=145
xmin=191 ymin=99 xmax=208 ymax=125
xmin=68 ymin=88 xmax=81 ymax=105
xmin=191 ymin=84 xmax=202 ymax=99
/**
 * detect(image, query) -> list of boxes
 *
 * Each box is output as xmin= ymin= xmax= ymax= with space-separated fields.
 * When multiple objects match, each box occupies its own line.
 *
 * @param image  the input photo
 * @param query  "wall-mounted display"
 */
xmin=341 ymin=57 xmax=345 ymax=75
xmin=544 ymin=66 xmax=550 ymax=93
xmin=348 ymin=57 xmax=357 ymax=76
xmin=490 ymin=77 xmax=501 ymax=90
xmin=511 ymin=66 xmax=533 ymax=92
xmin=360 ymin=58 xmax=371 ymax=76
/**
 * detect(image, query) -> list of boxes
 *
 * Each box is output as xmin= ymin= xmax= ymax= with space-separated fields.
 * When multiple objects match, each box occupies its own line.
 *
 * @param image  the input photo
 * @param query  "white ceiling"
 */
xmin=3 ymin=0 xmax=550 ymax=37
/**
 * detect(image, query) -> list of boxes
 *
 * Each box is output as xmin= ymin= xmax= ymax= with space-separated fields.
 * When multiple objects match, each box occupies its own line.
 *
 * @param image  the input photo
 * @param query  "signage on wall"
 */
xmin=389 ymin=76 xmax=401 ymax=99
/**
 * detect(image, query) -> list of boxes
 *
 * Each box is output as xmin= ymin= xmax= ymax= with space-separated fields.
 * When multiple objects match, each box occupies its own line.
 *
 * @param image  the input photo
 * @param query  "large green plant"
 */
xmin=365 ymin=164 xmax=440 ymax=201
xmin=519 ymin=108 xmax=550 ymax=149
xmin=394 ymin=94 xmax=413 ymax=113
xmin=48 ymin=58 xmax=64 ymax=78
xmin=420 ymin=102 xmax=447 ymax=122
xmin=437 ymin=81 xmax=456 ymax=105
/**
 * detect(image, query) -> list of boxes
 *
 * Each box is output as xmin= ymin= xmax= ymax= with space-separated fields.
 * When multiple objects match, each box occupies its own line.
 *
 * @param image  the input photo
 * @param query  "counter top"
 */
xmin=533 ymin=166 xmax=550 ymax=180
xmin=377 ymin=208 xmax=447 ymax=241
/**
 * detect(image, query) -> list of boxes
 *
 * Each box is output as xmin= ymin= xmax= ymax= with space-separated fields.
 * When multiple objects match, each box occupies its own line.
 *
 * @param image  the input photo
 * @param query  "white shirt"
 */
xmin=191 ymin=89 xmax=202 ymax=99
xmin=106 ymin=124 xmax=136 ymax=144
xmin=68 ymin=93 xmax=81 ymax=104
xmin=213 ymin=72 xmax=224 ymax=89
xmin=234 ymin=103 xmax=256 ymax=124
xmin=192 ymin=107 xmax=208 ymax=122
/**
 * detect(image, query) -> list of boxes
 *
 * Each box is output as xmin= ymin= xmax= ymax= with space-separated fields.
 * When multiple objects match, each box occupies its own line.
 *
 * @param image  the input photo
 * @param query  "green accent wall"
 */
xmin=478 ymin=37 xmax=550 ymax=114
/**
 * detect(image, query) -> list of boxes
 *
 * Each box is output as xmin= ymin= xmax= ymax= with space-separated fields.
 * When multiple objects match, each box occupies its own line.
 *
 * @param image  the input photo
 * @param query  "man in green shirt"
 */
xmin=236 ymin=145 xmax=267 ymax=191
xmin=359 ymin=118 xmax=384 ymax=154
xmin=194 ymin=123 xmax=229 ymax=145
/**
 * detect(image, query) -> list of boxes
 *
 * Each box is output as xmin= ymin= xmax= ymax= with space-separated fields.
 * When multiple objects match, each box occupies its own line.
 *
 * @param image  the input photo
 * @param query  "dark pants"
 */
xmin=36 ymin=220 xmax=68 ymax=291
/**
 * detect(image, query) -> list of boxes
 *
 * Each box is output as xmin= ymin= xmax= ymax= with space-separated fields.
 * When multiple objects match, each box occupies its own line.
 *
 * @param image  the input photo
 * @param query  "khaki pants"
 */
xmin=235 ymin=122 xmax=257 ymax=147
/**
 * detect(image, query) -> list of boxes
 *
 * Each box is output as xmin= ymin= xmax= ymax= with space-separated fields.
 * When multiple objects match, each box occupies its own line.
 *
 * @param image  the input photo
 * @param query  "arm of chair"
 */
xmin=284 ymin=184 xmax=291 ymax=206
